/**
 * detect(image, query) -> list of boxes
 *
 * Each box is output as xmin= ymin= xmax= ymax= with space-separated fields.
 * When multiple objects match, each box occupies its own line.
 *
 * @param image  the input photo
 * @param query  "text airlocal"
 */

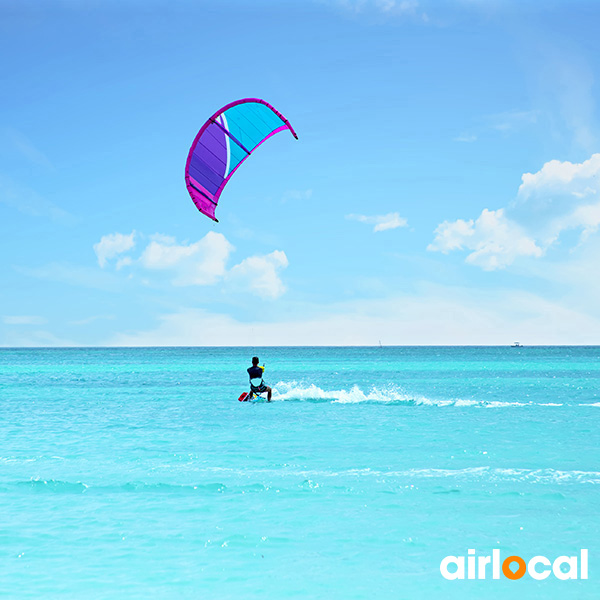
xmin=440 ymin=549 xmax=588 ymax=580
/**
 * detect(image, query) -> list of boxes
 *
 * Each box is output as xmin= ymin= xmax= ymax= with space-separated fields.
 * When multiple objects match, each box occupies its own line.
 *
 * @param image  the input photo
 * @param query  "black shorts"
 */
xmin=251 ymin=382 xmax=268 ymax=394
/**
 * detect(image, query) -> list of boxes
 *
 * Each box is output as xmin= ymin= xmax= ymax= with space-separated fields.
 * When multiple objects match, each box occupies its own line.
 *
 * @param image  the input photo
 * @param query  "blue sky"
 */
xmin=2 ymin=0 xmax=600 ymax=346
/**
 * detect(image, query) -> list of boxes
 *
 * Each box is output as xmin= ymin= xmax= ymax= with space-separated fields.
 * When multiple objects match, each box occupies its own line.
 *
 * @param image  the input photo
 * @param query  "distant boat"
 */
xmin=511 ymin=342 xmax=523 ymax=347
xmin=379 ymin=340 xmax=383 ymax=348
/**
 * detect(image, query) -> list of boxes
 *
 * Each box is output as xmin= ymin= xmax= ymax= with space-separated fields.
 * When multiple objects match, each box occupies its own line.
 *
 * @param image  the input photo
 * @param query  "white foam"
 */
xmin=272 ymin=382 xmax=544 ymax=408
xmin=273 ymin=382 xmax=445 ymax=406
xmin=191 ymin=465 xmax=600 ymax=485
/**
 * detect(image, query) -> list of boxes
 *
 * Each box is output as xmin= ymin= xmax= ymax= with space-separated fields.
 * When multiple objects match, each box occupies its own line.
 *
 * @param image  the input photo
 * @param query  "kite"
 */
xmin=185 ymin=98 xmax=298 ymax=222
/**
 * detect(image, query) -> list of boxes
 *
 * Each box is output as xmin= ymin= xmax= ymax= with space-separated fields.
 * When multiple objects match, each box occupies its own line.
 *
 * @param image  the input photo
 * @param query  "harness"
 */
xmin=250 ymin=377 xmax=267 ymax=394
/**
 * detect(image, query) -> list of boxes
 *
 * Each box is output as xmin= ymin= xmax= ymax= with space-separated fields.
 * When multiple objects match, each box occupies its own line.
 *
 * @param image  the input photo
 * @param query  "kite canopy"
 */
xmin=185 ymin=98 xmax=298 ymax=222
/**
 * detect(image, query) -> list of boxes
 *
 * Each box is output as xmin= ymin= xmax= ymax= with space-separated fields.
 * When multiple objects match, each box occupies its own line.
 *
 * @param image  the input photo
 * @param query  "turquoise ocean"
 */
xmin=1 ymin=346 xmax=598 ymax=599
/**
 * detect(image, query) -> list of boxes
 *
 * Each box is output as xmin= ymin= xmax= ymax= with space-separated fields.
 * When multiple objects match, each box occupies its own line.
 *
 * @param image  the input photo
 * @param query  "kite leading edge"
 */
xmin=185 ymin=98 xmax=298 ymax=222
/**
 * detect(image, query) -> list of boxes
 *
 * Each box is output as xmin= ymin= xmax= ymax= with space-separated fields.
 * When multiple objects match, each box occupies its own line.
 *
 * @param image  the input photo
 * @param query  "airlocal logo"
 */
xmin=441 ymin=549 xmax=588 ymax=580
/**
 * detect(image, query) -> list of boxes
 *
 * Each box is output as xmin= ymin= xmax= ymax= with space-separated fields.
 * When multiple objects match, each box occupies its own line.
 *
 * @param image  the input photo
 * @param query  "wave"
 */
xmin=5 ymin=467 xmax=598 ymax=495
xmin=272 ymin=382 xmax=543 ymax=407
xmin=5 ymin=479 xmax=245 ymax=495
xmin=15 ymin=478 xmax=89 ymax=493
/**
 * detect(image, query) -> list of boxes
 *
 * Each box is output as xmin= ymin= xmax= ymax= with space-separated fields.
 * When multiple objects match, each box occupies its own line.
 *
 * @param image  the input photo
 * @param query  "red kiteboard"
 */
xmin=238 ymin=392 xmax=250 ymax=402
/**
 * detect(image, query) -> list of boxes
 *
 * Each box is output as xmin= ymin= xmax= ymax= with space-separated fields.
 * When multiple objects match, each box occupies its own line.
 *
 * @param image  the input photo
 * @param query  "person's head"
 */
xmin=252 ymin=356 xmax=259 ymax=366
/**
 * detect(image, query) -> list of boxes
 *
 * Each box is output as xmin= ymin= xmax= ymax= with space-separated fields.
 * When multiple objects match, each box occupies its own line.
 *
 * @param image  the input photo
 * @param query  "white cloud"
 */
xmin=94 ymin=231 xmax=136 ymax=268
xmin=519 ymin=153 xmax=600 ymax=198
xmin=429 ymin=208 xmax=542 ymax=270
xmin=139 ymin=231 xmax=234 ymax=286
xmin=94 ymin=230 xmax=290 ymax=298
xmin=2 ymin=315 xmax=46 ymax=325
xmin=431 ymin=154 xmax=600 ymax=270
xmin=427 ymin=217 xmax=474 ymax=252
xmin=149 ymin=233 xmax=177 ymax=244
xmin=514 ymin=153 xmax=600 ymax=244
xmin=347 ymin=212 xmax=408 ymax=232
xmin=561 ymin=203 xmax=600 ymax=243
xmin=228 ymin=250 xmax=289 ymax=300
xmin=115 ymin=256 xmax=133 ymax=270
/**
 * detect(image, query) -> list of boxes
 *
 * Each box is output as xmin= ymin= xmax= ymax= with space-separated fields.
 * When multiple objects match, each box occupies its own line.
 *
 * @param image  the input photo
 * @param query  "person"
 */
xmin=247 ymin=356 xmax=272 ymax=401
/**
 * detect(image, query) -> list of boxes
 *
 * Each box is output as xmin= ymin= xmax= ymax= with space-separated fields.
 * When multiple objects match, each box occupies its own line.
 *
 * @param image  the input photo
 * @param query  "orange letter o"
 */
xmin=502 ymin=556 xmax=526 ymax=580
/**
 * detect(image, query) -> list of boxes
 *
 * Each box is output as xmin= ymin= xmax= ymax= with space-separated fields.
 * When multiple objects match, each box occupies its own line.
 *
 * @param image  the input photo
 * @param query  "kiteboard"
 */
xmin=238 ymin=392 xmax=268 ymax=403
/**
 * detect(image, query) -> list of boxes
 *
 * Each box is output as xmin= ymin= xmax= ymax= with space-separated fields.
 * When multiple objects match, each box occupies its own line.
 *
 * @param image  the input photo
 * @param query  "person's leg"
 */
xmin=267 ymin=386 xmax=272 ymax=401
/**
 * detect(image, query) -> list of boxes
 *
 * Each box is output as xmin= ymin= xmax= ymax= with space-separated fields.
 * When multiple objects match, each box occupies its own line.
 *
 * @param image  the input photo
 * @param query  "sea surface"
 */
xmin=0 ymin=346 xmax=598 ymax=599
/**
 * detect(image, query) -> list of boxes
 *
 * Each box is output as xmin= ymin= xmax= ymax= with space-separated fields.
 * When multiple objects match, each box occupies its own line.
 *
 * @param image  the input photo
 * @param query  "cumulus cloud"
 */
xmin=94 ymin=231 xmax=136 ymax=268
xmin=115 ymin=256 xmax=133 ymax=270
xmin=92 ymin=230 xmax=290 ymax=298
xmin=139 ymin=231 xmax=233 ymax=286
xmin=519 ymin=153 xmax=600 ymax=199
xmin=228 ymin=250 xmax=289 ymax=299
xmin=514 ymin=153 xmax=600 ymax=243
xmin=428 ymin=209 xmax=542 ymax=270
xmin=347 ymin=212 xmax=408 ymax=232
xmin=430 ymin=154 xmax=600 ymax=269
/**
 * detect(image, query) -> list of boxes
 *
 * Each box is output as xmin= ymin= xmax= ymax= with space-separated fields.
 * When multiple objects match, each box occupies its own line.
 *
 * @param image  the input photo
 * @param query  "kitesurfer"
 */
xmin=247 ymin=356 xmax=272 ymax=401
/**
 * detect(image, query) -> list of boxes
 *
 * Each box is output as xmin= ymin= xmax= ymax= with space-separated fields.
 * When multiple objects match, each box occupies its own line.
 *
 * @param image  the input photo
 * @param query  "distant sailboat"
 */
xmin=511 ymin=341 xmax=522 ymax=347
xmin=379 ymin=340 xmax=383 ymax=348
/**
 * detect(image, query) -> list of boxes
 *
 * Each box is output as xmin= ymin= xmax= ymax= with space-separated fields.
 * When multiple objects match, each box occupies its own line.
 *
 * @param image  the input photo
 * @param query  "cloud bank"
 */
xmin=107 ymin=286 xmax=600 ymax=347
